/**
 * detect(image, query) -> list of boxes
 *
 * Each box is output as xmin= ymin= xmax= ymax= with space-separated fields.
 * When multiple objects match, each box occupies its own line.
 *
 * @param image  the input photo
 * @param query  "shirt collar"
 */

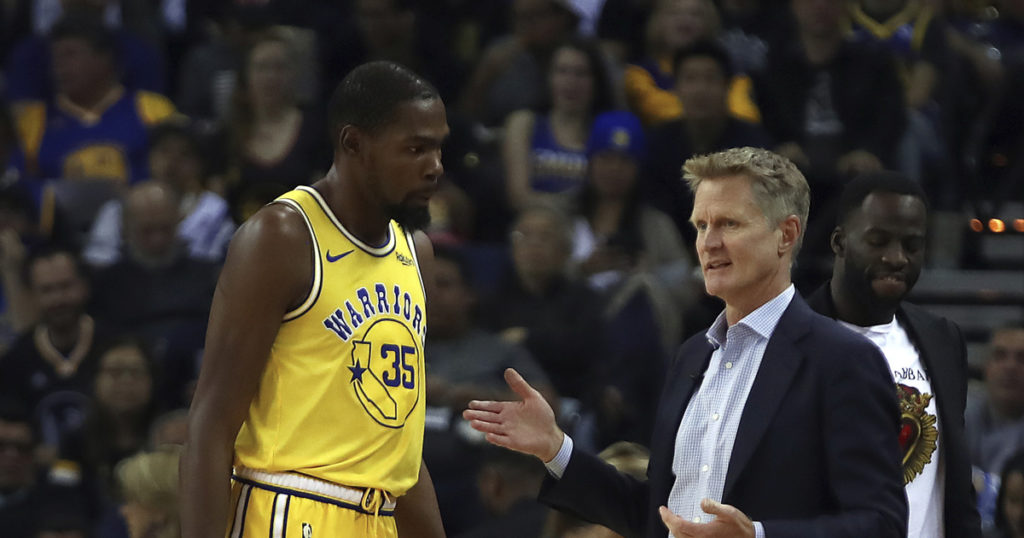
xmin=56 ymin=85 xmax=125 ymax=126
xmin=706 ymin=285 xmax=796 ymax=348
xmin=839 ymin=315 xmax=898 ymax=335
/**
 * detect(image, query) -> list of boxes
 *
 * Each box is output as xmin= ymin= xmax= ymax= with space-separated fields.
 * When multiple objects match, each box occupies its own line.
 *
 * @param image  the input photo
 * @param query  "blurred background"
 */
xmin=0 ymin=0 xmax=1021 ymax=536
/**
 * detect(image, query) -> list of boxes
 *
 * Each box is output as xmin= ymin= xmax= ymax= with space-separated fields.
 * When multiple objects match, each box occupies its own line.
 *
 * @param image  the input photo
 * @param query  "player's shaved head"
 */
xmin=328 ymin=61 xmax=439 ymax=145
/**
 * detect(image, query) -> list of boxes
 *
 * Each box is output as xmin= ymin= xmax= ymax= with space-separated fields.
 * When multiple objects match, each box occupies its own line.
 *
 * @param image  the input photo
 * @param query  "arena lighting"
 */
xmin=970 ymin=219 xmax=984 ymax=232
xmin=988 ymin=219 xmax=1006 ymax=233
xmin=1015 ymin=219 xmax=1024 ymax=233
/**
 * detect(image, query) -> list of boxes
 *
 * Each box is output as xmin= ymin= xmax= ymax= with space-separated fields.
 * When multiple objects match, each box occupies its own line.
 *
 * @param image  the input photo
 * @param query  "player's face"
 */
xmin=691 ymin=175 xmax=788 ymax=312
xmin=95 ymin=344 xmax=153 ymax=415
xmin=365 ymin=98 xmax=448 ymax=230
xmin=29 ymin=254 xmax=88 ymax=331
xmin=835 ymin=192 xmax=926 ymax=311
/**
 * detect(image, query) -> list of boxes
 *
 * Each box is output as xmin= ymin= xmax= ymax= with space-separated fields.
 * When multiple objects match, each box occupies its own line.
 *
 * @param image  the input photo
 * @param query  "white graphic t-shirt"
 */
xmin=840 ymin=317 xmax=944 ymax=538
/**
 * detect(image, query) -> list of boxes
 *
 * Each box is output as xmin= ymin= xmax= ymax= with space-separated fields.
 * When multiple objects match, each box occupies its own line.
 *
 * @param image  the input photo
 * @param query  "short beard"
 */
xmin=845 ymin=269 xmax=903 ymax=314
xmin=385 ymin=203 xmax=431 ymax=232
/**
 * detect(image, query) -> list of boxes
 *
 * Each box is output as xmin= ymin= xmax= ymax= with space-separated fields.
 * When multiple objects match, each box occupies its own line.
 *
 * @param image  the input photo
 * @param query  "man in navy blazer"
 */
xmin=806 ymin=171 xmax=981 ymax=537
xmin=465 ymin=147 xmax=907 ymax=538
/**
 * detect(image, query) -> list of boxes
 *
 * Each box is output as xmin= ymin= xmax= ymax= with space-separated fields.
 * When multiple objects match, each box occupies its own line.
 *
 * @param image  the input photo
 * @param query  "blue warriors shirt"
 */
xmin=13 ymin=86 xmax=176 ymax=183
xmin=233 ymin=186 xmax=428 ymax=496
xmin=529 ymin=114 xmax=587 ymax=194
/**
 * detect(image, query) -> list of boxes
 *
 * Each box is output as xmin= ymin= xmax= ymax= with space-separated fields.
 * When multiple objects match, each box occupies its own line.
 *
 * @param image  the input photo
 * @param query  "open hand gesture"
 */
xmin=462 ymin=368 xmax=564 ymax=462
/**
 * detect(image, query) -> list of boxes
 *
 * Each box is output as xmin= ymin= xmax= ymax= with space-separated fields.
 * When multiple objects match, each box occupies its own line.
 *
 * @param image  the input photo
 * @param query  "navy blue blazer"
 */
xmin=806 ymin=283 xmax=982 ymax=538
xmin=539 ymin=293 xmax=909 ymax=538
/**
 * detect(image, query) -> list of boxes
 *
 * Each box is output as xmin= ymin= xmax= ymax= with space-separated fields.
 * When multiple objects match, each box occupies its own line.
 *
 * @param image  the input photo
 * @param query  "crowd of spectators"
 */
xmin=0 ymin=0 xmax=1021 ymax=536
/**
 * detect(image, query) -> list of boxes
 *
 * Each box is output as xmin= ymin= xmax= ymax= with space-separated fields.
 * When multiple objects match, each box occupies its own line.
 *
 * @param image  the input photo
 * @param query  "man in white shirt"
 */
xmin=807 ymin=170 xmax=982 ymax=538
xmin=464 ymin=147 xmax=907 ymax=538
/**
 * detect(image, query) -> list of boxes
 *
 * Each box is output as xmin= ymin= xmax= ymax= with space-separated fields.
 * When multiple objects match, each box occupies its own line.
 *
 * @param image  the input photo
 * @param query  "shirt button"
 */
xmin=712 ymin=413 xmax=720 ymax=421
xmin=692 ymin=516 xmax=702 ymax=523
xmin=725 ymin=362 xmax=733 ymax=369
xmin=701 ymin=464 xmax=709 ymax=472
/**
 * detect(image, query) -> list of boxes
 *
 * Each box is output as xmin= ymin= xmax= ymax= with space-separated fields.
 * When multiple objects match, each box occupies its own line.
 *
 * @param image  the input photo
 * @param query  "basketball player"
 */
xmin=180 ymin=62 xmax=448 ymax=538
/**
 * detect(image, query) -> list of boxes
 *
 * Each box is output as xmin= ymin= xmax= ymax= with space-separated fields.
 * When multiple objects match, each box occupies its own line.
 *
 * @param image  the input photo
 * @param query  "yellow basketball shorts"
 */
xmin=227 ymin=469 xmax=397 ymax=538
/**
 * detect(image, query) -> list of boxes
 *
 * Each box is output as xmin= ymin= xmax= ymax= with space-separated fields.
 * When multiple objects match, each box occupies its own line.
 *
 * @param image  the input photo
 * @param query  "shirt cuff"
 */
xmin=754 ymin=521 xmax=765 ymax=538
xmin=543 ymin=433 xmax=572 ymax=479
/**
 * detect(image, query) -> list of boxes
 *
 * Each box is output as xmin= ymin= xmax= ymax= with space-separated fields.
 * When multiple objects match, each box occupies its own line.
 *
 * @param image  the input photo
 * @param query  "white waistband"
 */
xmin=232 ymin=467 xmax=397 ymax=511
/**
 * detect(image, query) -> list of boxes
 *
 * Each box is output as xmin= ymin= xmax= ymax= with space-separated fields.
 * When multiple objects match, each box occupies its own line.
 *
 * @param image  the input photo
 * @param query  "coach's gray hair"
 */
xmin=683 ymin=146 xmax=810 ymax=252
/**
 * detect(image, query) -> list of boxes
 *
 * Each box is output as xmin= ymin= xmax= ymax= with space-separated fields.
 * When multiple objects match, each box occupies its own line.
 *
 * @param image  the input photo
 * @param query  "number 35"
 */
xmin=381 ymin=344 xmax=415 ymax=389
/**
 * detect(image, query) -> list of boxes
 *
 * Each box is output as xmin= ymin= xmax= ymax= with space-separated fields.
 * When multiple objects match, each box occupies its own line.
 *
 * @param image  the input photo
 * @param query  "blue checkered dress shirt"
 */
xmin=666 ymin=285 xmax=795 ymax=538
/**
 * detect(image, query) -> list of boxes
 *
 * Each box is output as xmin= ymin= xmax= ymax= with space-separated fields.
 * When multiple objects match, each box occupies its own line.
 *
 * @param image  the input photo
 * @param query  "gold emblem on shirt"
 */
xmin=896 ymin=383 xmax=938 ymax=484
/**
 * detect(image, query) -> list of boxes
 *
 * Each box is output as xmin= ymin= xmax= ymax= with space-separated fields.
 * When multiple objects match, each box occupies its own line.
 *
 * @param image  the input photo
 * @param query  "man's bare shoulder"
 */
xmin=224 ymin=202 xmax=314 ymax=265
xmin=233 ymin=203 xmax=308 ymax=247
xmin=220 ymin=202 xmax=313 ymax=301
xmin=411 ymin=230 xmax=434 ymax=261
xmin=409 ymin=230 xmax=435 ymax=297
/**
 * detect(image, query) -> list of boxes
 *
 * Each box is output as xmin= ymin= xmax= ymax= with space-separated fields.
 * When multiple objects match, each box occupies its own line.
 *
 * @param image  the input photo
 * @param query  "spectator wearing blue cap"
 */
xmin=570 ymin=111 xmax=694 ymax=349
xmin=644 ymin=40 xmax=772 ymax=240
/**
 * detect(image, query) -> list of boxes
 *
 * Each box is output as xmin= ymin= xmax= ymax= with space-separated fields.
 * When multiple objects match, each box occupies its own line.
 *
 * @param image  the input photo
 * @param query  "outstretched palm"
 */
xmin=462 ymin=368 xmax=564 ymax=462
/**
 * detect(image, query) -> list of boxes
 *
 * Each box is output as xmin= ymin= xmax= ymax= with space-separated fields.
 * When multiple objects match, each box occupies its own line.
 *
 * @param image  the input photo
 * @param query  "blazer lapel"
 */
xmin=723 ymin=297 xmax=811 ymax=498
xmin=897 ymin=305 xmax=957 ymax=433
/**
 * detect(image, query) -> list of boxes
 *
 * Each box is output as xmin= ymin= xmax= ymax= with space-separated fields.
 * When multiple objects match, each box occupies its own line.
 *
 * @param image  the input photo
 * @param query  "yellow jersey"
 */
xmin=234 ymin=186 xmax=427 ymax=496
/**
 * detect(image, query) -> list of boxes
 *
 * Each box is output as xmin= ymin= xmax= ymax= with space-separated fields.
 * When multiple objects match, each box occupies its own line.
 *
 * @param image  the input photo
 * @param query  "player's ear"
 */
xmin=340 ymin=125 xmax=361 ymax=155
xmin=830 ymin=226 xmax=845 ymax=257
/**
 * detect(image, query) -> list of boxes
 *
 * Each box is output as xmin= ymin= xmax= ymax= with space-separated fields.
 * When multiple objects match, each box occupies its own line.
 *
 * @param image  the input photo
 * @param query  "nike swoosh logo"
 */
xmin=326 ymin=250 xmax=354 ymax=262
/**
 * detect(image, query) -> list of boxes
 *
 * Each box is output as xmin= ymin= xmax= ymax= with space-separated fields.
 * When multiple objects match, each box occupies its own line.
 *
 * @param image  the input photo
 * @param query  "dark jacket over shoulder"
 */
xmin=538 ymin=294 xmax=908 ymax=538
xmin=806 ymin=283 xmax=982 ymax=538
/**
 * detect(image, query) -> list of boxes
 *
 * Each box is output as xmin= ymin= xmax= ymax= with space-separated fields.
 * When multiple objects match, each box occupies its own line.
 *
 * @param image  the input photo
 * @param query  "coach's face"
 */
xmin=832 ymin=192 xmax=926 ymax=310
xmin=691 ymin=175 xmax=795 ymax=319
xmin=364 ymin=98 xmax=448 ymax=230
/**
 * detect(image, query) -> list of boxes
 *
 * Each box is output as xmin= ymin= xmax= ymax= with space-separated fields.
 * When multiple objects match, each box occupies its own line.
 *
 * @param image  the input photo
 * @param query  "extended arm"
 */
xmin=465 ymin=368 xmax=650 ymax=536
xmin=538 ymin=441 xmax=653 ymax=537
